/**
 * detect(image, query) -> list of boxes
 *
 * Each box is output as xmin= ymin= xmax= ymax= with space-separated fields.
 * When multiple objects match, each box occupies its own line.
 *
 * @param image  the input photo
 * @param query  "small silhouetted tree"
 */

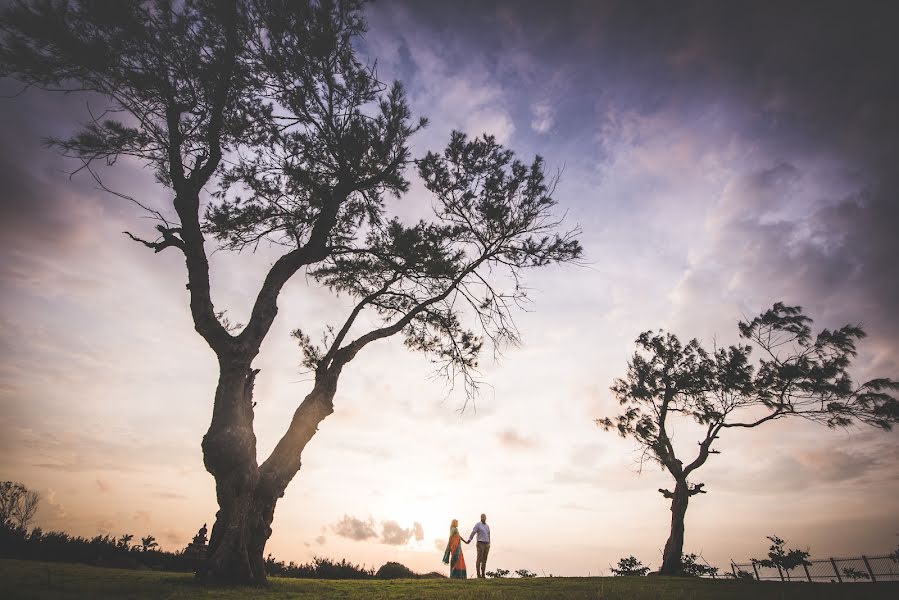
xmin=752 ymin=535 xmax=810 ymax=581
xmin=1 ymin=0 xmax=580 ymax=585
xmin=610 ymin=555 xmax=650 ymax=576
xmin=117 ymin=533 xmax=133 ymax=549
xmin=140 ymin=534 xmax=159 ymax=552
xmin=599 ymin=303 xmax=899 ymax=575
xmin=0 ymin=482 xmax=40 ymax=532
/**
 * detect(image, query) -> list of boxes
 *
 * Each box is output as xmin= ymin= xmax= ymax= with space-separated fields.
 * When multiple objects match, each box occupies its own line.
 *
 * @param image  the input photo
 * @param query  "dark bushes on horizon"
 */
xmin=0 ymin=523 xmax=428 ymax=580
xmin=0 ymin=526 xmax=196 ymax=572
xmin=264 ymin=555 xmax=375 ymax=579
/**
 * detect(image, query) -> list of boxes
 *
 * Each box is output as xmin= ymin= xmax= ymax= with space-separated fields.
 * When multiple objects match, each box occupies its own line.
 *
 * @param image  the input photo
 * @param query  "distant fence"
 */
xmin=730 ymin=555 xmax=899 ymax=582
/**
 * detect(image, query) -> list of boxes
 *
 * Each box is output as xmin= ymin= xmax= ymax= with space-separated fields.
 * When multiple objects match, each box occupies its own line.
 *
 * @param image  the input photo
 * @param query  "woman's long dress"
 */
xmin=442 ymin=529 xmax=467 ymax=579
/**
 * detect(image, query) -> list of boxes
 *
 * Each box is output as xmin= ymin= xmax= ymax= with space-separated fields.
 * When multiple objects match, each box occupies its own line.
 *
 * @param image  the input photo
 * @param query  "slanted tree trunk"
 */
xmin=196 ymin=361 xmax=337 ymax=584
xmin=660 ymin=478 xmax=689 ymax=575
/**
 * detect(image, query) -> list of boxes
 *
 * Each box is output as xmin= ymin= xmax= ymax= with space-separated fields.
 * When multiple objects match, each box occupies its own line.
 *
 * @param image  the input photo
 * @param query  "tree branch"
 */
xmin=123 ymin=225 xmax=185 ymax=253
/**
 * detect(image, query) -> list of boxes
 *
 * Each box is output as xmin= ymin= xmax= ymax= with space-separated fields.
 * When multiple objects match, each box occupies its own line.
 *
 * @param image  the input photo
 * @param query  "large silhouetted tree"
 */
xmin=599 ymin=303 xmax=899 ymax=575
xmin=0 ymin=0 xmax=581 ymax=584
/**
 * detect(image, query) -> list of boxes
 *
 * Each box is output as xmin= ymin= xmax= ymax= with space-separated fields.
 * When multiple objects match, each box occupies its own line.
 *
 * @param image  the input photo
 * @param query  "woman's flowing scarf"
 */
xmin=442 ymin=526 xmax=467 ymax=578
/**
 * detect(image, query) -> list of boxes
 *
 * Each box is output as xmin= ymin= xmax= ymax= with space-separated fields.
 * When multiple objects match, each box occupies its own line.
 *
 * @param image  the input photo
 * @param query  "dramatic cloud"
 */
xmin=380 ymin=520 xmax=424 ymax=546
xmin=332 ymin=515 xmax=377 ymax=541
xmin=381 ymin=520 xmax=413 ymax=545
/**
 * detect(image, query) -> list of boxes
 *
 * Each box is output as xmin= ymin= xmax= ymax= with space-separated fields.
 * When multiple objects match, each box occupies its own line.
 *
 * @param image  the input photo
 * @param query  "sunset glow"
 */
xmin=2 ymin=0 xmax=898 ymax=580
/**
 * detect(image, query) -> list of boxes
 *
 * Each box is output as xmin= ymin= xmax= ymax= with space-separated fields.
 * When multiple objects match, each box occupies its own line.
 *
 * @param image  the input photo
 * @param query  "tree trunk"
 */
xmin=195 ymin=357 xmax=270 ymax=584
xmin=196 ymin=360 xmax=336 ymax=584
xmin=660 ymin=479 xmax=689 ymax=575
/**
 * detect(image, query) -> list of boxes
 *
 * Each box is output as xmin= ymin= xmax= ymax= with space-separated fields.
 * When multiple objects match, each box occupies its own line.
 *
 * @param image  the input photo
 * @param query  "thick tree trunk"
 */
xmin=196 ymin=357 xmax=270 ymax=584
xmin=196 ymin=360 xmax=336 ymax=584
xmin=200 ymin=480 xmax=276 ymax=584
xmin=660 ymin=479 xmax=689 ymax=575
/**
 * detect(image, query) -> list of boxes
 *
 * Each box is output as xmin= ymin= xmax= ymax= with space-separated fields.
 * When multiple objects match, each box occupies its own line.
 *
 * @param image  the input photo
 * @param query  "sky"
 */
xmin=1 ymin=0 xmax=899 ymax=576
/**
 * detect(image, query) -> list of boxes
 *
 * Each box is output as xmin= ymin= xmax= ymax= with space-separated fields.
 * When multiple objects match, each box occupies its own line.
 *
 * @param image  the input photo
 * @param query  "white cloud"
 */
xmin=531 ymin=100 xmax=555 ymax=134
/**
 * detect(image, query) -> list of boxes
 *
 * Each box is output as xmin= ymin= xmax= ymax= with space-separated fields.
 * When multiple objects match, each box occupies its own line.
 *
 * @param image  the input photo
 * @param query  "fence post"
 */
xmin=830 ymin=558 xmax=843 ymax=583
xmin=861 ymin=556 xmax=877 ymax=582
xmin=802 ymin=562 xmax=812 ymax=582
xmin=751 ymin=561 xmax=760 ymax=581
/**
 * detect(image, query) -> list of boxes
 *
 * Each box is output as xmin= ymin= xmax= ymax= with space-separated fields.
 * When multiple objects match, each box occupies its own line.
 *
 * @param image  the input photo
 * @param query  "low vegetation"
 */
xmin=5 ymin=559 xmax=899 ymax=600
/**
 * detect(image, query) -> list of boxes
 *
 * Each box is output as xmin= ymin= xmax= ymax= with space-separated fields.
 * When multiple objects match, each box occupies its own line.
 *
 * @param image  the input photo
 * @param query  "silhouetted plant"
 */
xmin=752 ymin=535 xmax=811 ymax=581
xmin=610 ymin=556 xmax=650 ymax=576
xmin=681 ymin=553 xmax=718 ymax=578
xmin=730 ymin=569 xmax=755 ymax=580
xmin=486 ymin=568 xmax=510 ymax=578
xmin=600 ymin=303 xmax=899 ymax=575
xmin=515 ymin=568 xmax=537 ymax=578
xmin=374 ymin=561 xmax=415 ymax=579
xmin=140 ymin=535 xmax=159 ymax=552
xmin=842 ymin=567 xmax=869 ymax=580
xmin=0 ymin=0 xmax=581 ymax=585
xmin=117 ymin=534 xmax=133 ymax=549
xmin=0 ymin=482 xmax=40 ymax=532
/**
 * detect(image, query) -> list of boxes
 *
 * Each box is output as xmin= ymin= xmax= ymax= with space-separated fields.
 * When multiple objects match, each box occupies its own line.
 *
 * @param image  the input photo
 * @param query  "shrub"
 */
xmin=727 ymin=569 xmax=755 ymax=580
xmin=681 ymin=553 xmax=719 ymax=578
xmin=515 ymin=568 xmax=537 ymax=578
xmin=611 ymin=556 xmax=650 ymax=576
xmin=486 ymin=568 xmax=510 ymax=578
xmin=842 ymin=567 xmax=869 ymax=580
xmin=375 ymin=561 xmax=415 ymax=579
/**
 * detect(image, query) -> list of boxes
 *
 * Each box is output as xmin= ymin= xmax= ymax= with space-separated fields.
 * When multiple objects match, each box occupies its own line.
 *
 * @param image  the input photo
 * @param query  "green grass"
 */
xmin=1 ymin=559 xmax=896 ymax=599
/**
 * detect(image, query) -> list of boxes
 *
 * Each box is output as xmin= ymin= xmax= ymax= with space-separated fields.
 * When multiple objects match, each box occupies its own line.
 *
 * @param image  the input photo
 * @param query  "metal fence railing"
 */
xmin=730 ymin=555 xmax=899 ymax=582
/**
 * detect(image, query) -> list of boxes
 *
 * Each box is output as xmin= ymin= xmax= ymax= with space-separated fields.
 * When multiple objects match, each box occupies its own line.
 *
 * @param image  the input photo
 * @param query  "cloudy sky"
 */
xmin=2 ymin=0 xmax=898 ymax=576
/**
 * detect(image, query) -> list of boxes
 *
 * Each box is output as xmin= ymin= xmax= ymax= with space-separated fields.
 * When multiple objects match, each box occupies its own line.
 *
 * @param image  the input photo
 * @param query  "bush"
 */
xmin=842 ymin=567 xmax=869 ymax=580
xmin=515 ymin=568 xmax=537 ymax=578
xmin=375 ymin=561 xmax=415 ymax=579
xmin=730 ymin=569 xmax=755 ymax=580
xmin=681 ymin=553 xmax=719 ymax=578
xmin=611 ymin=555 xmax=650 ymax=576
xmin=486 ymin=568 xmax=510 ymax=578
xmin=264 ymin=555 xmax=375 ymax=579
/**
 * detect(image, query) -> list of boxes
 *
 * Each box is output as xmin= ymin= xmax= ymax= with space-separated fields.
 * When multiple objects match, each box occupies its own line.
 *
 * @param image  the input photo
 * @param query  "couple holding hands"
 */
xmin=442 ymin=513 xmax=491 ymax=579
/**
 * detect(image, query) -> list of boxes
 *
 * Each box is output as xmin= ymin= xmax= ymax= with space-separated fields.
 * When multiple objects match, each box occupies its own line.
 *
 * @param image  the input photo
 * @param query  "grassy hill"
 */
xmin=2 ymin=559 xmax=897 ymax=599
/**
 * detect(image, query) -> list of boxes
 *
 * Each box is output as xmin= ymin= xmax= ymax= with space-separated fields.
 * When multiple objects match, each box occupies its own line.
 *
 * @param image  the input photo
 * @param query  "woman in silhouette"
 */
xmin=442 ymin=518 xmax=468 ymax=578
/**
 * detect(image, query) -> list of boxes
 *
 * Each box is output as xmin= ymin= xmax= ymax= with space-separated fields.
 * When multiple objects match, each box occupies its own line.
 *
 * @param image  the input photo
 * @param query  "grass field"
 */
xmin=2 ymin=559 xmax=898 ymax=599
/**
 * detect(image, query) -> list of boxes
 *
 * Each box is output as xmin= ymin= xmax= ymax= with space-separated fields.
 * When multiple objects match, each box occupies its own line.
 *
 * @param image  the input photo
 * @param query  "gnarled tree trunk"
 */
xmin=196 ymin=361 xmax=336 ymax=584
xmin=660 ymin=478 xmax=689 ymax=575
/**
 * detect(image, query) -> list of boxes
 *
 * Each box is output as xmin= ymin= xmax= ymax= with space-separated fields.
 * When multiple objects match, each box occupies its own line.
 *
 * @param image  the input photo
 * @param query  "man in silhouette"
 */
xmin=466 ymin=513 xmax=491 ymax=578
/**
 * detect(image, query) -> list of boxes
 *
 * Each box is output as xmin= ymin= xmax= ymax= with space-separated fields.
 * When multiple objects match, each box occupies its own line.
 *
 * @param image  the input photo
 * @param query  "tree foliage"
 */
xmin=610 ymin=555 xmax=650 ymax=576
xmin=600 ymin=303 xmax=899 ymax=476
xmin=0 ymin=482 xmax=40 ymax=533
